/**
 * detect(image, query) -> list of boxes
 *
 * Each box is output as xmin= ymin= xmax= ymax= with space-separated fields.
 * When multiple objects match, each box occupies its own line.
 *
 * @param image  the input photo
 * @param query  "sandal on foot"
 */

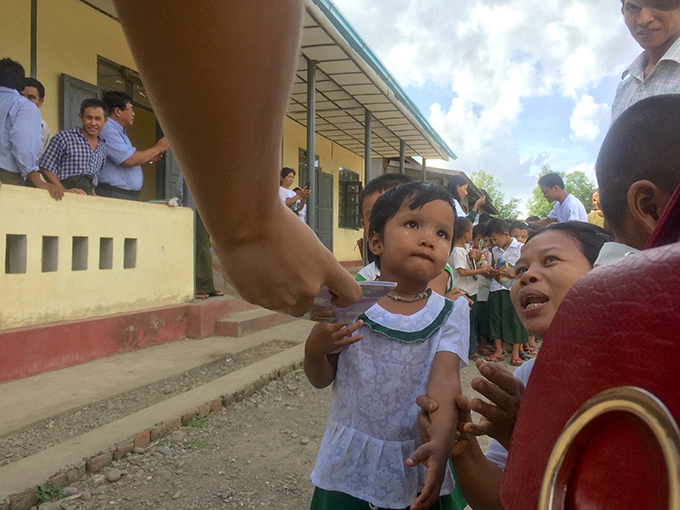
xmin=469 ymin=353 xmax=484 ymax=362
xmin=519 ymin=352 xmax=531 ymax=360
xmin=207 ymin=290 xmax=224 ymax=297
xmin=477 ymin=348 xmax=492 ymax=356
xmin=487 ymin=354 xmax=504 ymax=362
xmin=510 ymin=357 xmax=523 ymax=366
xmin=195 ymin=294 xmax=209 ymax=300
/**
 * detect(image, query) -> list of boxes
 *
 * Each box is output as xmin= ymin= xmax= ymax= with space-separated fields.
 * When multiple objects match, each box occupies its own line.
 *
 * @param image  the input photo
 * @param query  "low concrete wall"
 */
xmin=0 ymin=185 xmax=194 ymax=330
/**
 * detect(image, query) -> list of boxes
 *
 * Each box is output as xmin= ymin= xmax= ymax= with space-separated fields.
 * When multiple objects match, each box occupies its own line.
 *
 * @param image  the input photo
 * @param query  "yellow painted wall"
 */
xmin=36 ymin=0 xmax=136 ymax=133
xmin=1 ymin=2 xmax=31 ymax=69
xmin=0 ymin=185 xmax=193 ymax=331
xmin=281 ymin=118 xmax=365 ymax=263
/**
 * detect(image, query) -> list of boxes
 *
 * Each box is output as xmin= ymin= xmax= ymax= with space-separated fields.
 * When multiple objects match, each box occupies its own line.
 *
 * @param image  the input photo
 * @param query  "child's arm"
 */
xmin=456 ymin=263 xmax=492 ymax=277
xmin=303 ymin=320 xmax=364 ymax=388
xmin=406 ymin=351 xmax=461 ymax=510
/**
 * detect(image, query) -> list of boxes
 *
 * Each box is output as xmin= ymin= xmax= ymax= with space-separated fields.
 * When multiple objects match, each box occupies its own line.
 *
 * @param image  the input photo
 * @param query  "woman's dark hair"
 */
xmin=446 ymin=175 xmax=468 ymax=202
xmin=526 ymin=221 xmax=614 ymax=267
xmin=280 ymin=167 xmax=295 ymax=180
xmin=369 ymin=182 xmax=456 ymax=268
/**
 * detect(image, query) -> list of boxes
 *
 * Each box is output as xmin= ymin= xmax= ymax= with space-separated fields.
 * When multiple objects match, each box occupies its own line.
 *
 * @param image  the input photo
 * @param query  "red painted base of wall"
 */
xmin=0 ymin=305 xmax=189 ymax=384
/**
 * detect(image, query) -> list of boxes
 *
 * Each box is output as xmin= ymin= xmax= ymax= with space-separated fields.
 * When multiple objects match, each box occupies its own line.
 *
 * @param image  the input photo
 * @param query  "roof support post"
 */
xmin=30 ymin=0 xmax=37 ymax=78
xmin=399 ymin=140 xmax=405 ymax=174
xmin=421 ymin=158 xmax=427 ymax=183
xmin=364 ymin=108 xmax=371 ymax=266
xmin=306 ymin=58 xmax=317 ymax=230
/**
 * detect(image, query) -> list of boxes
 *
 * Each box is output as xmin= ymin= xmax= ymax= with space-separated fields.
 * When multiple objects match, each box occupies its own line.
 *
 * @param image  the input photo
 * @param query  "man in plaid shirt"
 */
xmin=38 ymin=98 xmax=108 ymax=196
xmin=613 ymin=0 xmax=680 ymax=122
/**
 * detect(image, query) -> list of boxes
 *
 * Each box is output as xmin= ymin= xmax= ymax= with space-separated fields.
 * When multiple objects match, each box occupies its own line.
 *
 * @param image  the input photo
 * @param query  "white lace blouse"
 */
xmin=310 ymin=292 xmax=470 ymax=509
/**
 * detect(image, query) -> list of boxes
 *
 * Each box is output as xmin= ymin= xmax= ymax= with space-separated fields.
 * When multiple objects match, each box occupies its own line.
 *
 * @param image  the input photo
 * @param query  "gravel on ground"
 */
xmin=27 ymin=356 xmax=514 ymax=510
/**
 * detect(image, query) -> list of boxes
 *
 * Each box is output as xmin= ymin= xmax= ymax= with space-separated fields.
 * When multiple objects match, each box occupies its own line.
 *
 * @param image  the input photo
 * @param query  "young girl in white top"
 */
xmin=305 ymin=183 xmax=469 ymax=510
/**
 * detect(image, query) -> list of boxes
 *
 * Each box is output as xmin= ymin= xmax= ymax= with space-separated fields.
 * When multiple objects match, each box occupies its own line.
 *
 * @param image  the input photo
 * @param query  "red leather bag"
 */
xmin=500 ymin=185 xmax=680 ymax=509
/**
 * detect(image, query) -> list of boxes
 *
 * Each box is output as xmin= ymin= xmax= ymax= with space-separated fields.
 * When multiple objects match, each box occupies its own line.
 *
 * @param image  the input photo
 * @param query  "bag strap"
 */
xmin=538 ymin=386 xmax=680 ymax=510
xmin=646 ymin=183 xmax=680 ymax=249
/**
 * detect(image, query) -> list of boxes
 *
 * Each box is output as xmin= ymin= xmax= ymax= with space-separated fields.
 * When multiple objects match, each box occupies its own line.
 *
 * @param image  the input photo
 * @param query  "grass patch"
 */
xmin=186 ymin=438 xmax=213 ymax=449
xmin=186 ymin=415 xmax=206 ymax=428
xmin=36 ymin=482 xmax=64 ymax=503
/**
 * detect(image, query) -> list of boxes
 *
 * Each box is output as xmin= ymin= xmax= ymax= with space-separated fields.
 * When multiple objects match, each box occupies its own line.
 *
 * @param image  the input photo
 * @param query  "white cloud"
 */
xmin=332 ymin=0 xmax=641 ymax=201
xmin=566 ymin=162 xmax=597 ymax=185
xmin=570 ymin=95 xmax=610 ymax=142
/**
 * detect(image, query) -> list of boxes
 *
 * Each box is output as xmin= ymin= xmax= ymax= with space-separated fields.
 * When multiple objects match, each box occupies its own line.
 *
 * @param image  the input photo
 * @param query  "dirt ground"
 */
xmin=35 ymin=360 xmax=499 ymax=510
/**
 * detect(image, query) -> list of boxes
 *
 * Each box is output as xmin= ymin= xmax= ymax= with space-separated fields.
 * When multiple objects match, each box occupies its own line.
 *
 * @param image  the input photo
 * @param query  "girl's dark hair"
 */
xmin=446 ymin=175 xmax=468 ymax=202
xmin=526 ymin=221 xmax=614 ymax=267
xmin=280 ymin=167 xmax=295 ymax=179
xmin=369 ymin=182 xmax=456 ymax=268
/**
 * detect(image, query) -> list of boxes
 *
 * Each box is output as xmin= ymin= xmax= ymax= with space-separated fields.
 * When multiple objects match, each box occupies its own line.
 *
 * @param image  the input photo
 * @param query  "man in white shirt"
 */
xmin=612 ymin=0 xmax=680 ymax=122
xmin=21 ymin=77 xmax=50 ymax=157
xmin=528 ymin=172 xmax=588 ymax=226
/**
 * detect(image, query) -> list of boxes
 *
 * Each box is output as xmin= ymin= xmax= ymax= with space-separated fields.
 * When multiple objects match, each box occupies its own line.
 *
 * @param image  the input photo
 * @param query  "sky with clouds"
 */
xmin=332 ymin=0 xmax=643 ymax=209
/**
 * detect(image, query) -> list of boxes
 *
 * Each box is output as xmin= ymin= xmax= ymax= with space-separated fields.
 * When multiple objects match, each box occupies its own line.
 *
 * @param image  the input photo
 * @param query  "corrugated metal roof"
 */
xmin=78 ymin=0 xmax=456 ymax=161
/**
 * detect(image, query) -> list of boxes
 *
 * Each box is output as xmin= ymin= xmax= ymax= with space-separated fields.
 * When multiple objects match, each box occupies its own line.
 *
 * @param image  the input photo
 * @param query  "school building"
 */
xmin=1 ymin=0 xmax=492 ymax=381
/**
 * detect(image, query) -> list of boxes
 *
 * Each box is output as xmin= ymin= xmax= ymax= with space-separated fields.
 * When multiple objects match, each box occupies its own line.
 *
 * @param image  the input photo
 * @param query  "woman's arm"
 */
xmin=416 ymin=394 xmax=504 ymax=510
xmin=112 ymin=0 xmax=361 ymax=316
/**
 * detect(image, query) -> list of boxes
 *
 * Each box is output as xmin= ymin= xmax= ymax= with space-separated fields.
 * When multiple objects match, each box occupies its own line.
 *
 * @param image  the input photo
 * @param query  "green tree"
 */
xmin=526 ymin=165 xmax=595 ymax=218
xmin=471 ymin=170 xmax=521 ymax=221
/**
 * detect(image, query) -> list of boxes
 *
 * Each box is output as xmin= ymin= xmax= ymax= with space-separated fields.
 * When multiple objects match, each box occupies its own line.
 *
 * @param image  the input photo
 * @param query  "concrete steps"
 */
xmin=215 ymin=309 xmax=297 ymax=337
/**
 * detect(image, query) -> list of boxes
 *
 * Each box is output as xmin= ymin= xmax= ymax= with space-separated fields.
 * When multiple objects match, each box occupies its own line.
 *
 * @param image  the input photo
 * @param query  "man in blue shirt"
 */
xmin=39 ymin=98 xmax=108 ymax=195
xmin=97 ymin=91 xmax=168 ymax=200
xmin=0 ymin=58 xmax=64 ymax=200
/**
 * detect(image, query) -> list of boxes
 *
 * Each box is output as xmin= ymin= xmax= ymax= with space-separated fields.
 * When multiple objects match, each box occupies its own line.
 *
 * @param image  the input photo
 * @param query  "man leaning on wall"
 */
xmin=0 ymin=58 xmax=63 ymax=200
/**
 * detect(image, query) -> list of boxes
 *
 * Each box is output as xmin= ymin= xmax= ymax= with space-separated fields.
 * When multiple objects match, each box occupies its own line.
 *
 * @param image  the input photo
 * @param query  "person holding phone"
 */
xmin=279 ymin=167 xmax=310 ymax=219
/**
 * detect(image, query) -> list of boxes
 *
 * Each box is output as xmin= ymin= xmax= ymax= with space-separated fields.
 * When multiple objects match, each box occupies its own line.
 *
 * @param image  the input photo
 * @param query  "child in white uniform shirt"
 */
xmin=305 ymin=183 xmax=469 ymax=510
xmin=486 ymin=219 xmax=525 ymax=366
xmin=449 ymin=217 xmax=491 ymax=361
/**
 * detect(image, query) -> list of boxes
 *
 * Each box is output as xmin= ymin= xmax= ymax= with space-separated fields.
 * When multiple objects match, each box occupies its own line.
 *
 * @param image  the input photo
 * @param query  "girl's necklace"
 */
xmin=386 ymin=288 xmax=432 ymax=303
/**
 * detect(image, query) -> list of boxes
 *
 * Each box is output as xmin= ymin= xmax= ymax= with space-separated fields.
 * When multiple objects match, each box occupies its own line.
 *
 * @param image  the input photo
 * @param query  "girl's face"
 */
xmin=457 ymin=184 xmax=468 ymax=199
xmin=370 ymin=199 xmax=454 ymax=286
xmin=281 ymin=172 xmax=295 ymax=189
xmin=510 ymin=230 xmax=592 ymax=338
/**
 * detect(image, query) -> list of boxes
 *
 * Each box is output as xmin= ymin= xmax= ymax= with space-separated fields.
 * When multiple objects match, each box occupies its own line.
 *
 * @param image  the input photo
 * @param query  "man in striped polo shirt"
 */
xmin=613 ymin=0 xmax=680 ymax=122
xmin=38 ymin=98 xmax=108 ymax=196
